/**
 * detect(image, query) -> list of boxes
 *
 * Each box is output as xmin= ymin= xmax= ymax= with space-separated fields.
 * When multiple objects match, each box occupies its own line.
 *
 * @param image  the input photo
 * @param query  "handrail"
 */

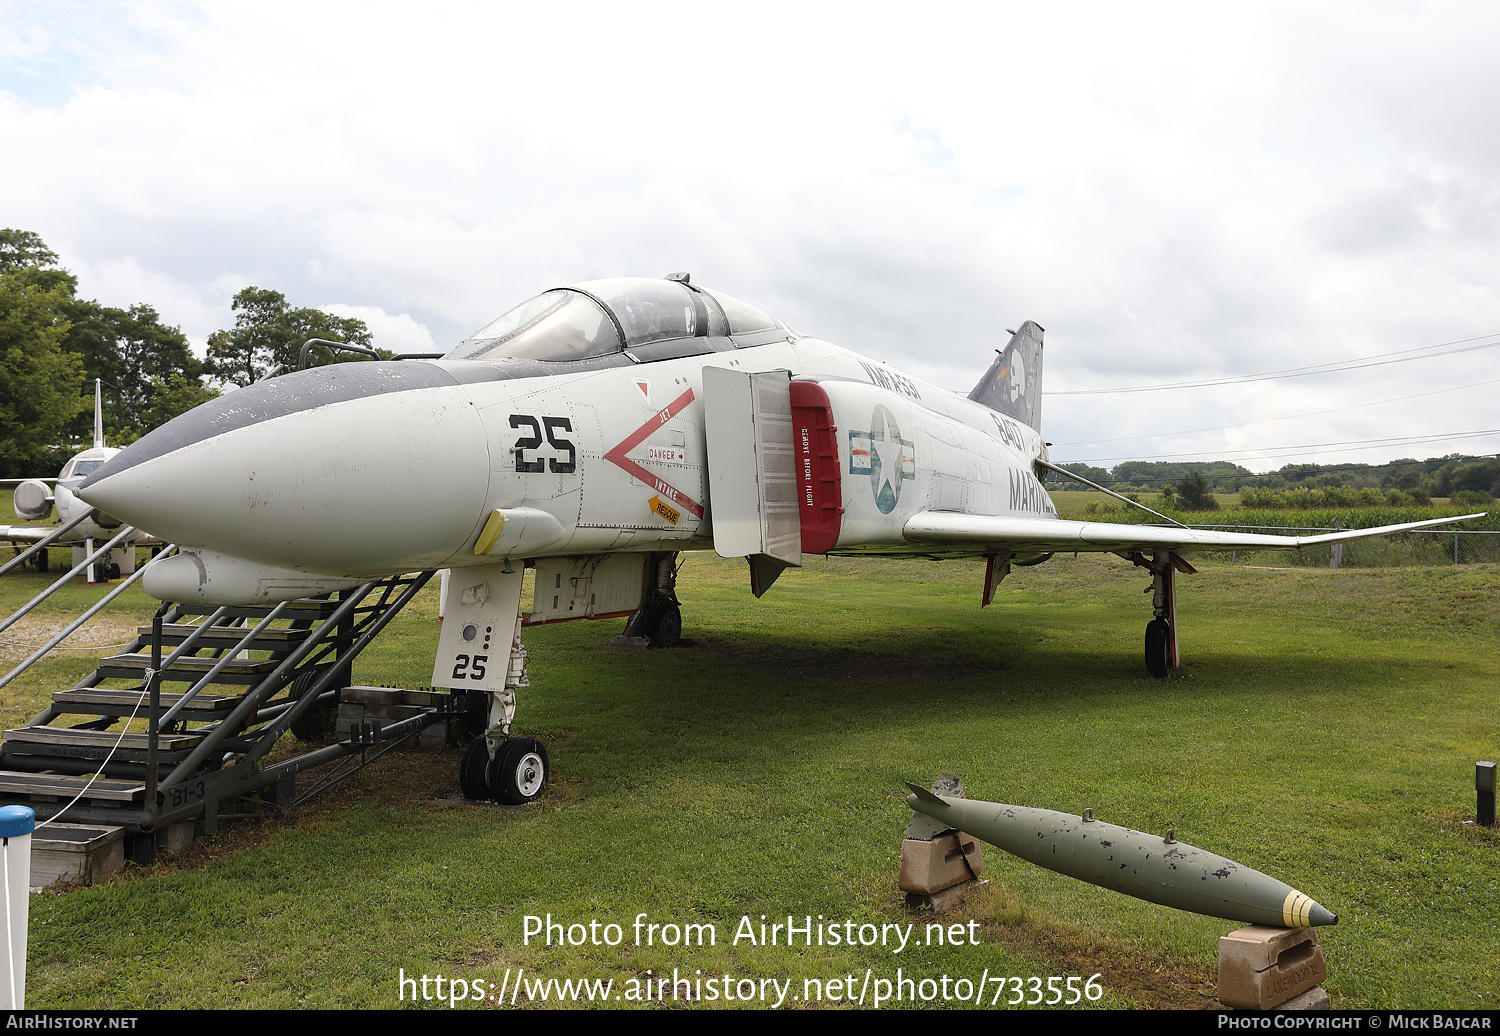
xmin=297 ymin=338 xmax=381 ymax=370
xmin=155 ymin=602 xmax=290 ymax=728
xmin=242 ymin=572 xmax=434 ymax=766
xmin=0 ymin=508 xmax=98 ymax=578
xmin=0 ymin=545 xmax=178 ymax=692
xmin=157 ymin=585 xmax=378 ymax=791
xmin=0 ymin=526 xmax=136 ymax=639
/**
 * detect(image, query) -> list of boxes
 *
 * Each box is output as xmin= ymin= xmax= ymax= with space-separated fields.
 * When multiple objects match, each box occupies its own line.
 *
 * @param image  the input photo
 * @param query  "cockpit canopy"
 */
xmin=445 ymin=276 xmax=790 ymax=363
xmin=60 ymin=448 xmax=118 ymax=481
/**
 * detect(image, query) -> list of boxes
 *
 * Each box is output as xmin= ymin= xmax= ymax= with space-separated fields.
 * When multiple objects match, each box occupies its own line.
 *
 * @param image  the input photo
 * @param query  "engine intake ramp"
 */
xmin=0 ymin=570 xmax=454 ymax=861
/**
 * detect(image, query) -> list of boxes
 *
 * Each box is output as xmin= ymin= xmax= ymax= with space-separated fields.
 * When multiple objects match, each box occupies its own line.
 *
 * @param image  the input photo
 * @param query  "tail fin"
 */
xmin=93 ymin=378 xmax=105 ymax=449
xmin=968 ymin=320 xmax=1044 ymax=431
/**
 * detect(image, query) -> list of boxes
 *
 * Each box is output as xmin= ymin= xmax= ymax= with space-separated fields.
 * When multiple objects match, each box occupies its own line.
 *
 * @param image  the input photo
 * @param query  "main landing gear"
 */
xmin=622 ymin=551 xmax=684 ymax=648
xmin=1128 ymin=549 xmax=1196 ymax=678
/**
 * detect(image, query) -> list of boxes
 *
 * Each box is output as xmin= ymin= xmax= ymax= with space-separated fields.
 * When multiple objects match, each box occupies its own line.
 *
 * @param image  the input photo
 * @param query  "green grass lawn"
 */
xmin=2 ymin=548 xmax=1497 ymax=1010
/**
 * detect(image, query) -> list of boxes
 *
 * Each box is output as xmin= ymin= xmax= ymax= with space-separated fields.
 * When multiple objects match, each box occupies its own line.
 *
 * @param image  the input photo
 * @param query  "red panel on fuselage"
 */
xmin=790 ymin=381 xmax=843 ymax=554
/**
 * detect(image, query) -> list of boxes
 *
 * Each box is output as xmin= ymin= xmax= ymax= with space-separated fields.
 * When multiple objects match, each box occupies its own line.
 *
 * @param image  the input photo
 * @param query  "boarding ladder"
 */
xmin=0 ymin=560 xmax=457 ymax=862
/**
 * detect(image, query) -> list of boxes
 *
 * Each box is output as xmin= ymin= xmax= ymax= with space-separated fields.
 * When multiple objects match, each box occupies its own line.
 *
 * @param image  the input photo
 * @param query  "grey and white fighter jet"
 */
xmin=75 ymin=275 xmax=1483 ymax=802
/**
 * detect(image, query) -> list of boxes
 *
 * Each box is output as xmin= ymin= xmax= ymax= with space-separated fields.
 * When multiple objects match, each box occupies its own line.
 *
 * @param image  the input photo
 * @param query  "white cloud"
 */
xmin=319 ymin=303 xmax=437 ymax=356
xmin=4 ymin=1 xmax=1500 ymax=469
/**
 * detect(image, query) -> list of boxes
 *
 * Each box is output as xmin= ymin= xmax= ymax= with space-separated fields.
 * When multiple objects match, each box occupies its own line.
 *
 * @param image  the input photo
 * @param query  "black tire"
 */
xmin=488 ymin=737 xmax=549 ymax=805
xmin=289 ymin=666 xmax=338 ymax=741
xmin=459 ymin=737 xmax=492 ymax=800
xmin=643 ymin=602 xmax=682 ymax=648
xmin=1145 ymin=618 xmax=1172 ymax=679
xmin=33 ymin=549 xmax=48 ymax=573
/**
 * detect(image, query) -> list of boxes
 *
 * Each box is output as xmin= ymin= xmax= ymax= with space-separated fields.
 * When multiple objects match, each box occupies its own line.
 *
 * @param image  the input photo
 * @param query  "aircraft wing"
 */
xmin=901 ymin=511 xmax=1488 ymax=555
xmin=0 ymin=526 xmax=53 ymax=545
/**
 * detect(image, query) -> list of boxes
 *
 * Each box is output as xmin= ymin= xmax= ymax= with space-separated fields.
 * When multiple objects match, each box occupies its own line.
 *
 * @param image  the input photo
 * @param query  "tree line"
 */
xmin=1050 ymin=455 xmax=1500 ymax=505
xmin=0 ymin=229 xmax=375 ymax=478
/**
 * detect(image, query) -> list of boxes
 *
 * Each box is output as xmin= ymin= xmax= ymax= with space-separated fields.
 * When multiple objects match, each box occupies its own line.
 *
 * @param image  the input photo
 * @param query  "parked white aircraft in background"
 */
xmin=75 ymin=276 xmax=1483 ymax=802
xmin=3 ymin=381 xmax=155 ymax=580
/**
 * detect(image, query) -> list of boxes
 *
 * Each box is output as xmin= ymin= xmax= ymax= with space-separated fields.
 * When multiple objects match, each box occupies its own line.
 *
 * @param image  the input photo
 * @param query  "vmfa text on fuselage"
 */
xmin=76 ymin=276 xmax=1480 ymax=801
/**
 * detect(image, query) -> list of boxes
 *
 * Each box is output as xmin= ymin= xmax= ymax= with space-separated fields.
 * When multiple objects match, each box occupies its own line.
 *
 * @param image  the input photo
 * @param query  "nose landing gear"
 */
xmin=437 ymin=563 xmax=550 ymax=806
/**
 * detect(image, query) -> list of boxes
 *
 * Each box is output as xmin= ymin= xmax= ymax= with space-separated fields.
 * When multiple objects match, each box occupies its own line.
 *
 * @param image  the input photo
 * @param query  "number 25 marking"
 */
xmin=510 ymin=414 xmax=576 ymax=474
xmin=452 ymin=654 xmax=488 ymax=681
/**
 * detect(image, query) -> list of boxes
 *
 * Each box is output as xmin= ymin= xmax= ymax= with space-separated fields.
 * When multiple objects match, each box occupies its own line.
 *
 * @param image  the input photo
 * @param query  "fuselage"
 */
xmin=77 ymin=278 xmax=1057 ymax=603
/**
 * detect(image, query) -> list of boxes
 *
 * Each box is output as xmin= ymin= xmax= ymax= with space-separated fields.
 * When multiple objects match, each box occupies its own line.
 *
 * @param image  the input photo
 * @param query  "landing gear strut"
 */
xmin=623 ymin=551 xmax=683 ymax=648
xmin=1129 ymin=549 xmax=1195 ymax=678
xmin=438 ymin=563 xmax=550 ymax=805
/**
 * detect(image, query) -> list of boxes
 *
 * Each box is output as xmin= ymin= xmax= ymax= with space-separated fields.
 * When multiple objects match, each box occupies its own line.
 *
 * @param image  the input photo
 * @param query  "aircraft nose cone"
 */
xmin=79 ymin=362 xmax=493 ymax=573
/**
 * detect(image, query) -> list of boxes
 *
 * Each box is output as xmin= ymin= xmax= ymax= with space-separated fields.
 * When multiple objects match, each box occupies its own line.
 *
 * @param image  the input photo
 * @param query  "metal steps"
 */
xmin=51 ymin=686 xmax=243 ymax=722
xmin=0 ymin=570 xmax=456 ymax=859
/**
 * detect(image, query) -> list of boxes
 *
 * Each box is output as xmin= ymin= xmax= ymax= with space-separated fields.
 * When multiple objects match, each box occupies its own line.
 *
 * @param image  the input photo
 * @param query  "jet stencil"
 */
xmin=77 ymin=276 xmax=1485 ymax=802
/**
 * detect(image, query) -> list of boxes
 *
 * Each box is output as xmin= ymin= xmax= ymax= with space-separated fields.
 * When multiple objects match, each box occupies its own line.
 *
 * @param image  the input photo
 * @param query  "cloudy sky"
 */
xmin=4 ymin=1 xmax=1498 ymax=473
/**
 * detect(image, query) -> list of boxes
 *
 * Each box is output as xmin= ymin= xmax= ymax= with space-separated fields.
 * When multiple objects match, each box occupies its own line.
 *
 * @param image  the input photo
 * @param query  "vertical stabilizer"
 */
xmin=968 ymin=321 xmax=1044 ymax=431
xmin=93 ymin=379 xmax=105 ymax=449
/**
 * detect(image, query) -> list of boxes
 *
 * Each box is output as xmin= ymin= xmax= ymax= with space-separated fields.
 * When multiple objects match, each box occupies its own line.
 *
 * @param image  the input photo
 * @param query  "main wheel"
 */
xmin=488 ymin=737 xmax=549 ymax=805
xmin=1145 ymin=618 xmax=1172 ymax=679
xmin=459 ymin=737 xmax=492 ymax=800
xmin=643 ymin=602 xmax=682 ymax=648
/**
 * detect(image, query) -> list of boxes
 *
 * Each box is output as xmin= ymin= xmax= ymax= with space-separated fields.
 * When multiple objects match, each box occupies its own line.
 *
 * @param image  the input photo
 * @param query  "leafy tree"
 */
xmin=61 ymin=302 xmax=205 ymax=443
xmin=0 ymin=229 xmax=76 ymax=296
xmin=0 ymin=270 xmax=86 ymax=476
xmin=0 ymin=229 xmax=218 ymax=454
xmin=1175 ymin=470 xmax=1219 ymax=511
xmin=206 ymin=287 xmax=376 ymax=387
xmin=131 ymin=374 xmax=220 ymax=441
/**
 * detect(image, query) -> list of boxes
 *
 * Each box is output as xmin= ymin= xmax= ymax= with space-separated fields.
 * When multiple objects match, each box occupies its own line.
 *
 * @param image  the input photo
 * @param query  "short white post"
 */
xmin=0 ymin=806 xmax=34 ymax=1010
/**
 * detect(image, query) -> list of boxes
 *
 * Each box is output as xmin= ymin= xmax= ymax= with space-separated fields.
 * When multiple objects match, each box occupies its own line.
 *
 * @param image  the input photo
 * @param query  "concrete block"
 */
xmin=904 ymin=878 xmax=988 ymax=913
xmin=342 ymin=685 xmax=405 ymax=706
xmin=30 ymin=824 xmax=125 ymax=887
xmin=160 ymin=819 xmax=195 ymax=854
xmin=1218 ymin=925 xmax=1326 ymax=1009
xmin=899 ymin=832 xmax=984 ymax=895
xmin=1278 ymin=986 xmax=1331 ymax=1010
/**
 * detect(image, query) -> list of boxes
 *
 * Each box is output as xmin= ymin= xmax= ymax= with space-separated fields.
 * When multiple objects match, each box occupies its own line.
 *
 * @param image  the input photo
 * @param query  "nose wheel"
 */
xmin=489 ymin=736 xmax=549 ymax=804
xmin=459 ymin=736 xmax=492 ymax=801
xmin=462 ymin=735 xmax=549 ymax=804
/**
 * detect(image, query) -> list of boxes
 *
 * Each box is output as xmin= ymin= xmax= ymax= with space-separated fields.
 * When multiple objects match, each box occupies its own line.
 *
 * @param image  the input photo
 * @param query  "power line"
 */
xmin=1043 ymin=331 xmax=1500 ymax=396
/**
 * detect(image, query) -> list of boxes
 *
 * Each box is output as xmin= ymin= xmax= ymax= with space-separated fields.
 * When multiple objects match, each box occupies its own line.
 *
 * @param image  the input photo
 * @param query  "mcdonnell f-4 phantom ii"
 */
xmin=75 ymin=274 xmax=1483 ymax=803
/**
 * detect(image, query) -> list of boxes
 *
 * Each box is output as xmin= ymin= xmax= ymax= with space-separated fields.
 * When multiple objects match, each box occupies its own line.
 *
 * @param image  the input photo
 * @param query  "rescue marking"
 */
xmin=647 ymin=495 xmax=681 ymax=525
xmin=603 ymin=388 xmax=704 ymax=518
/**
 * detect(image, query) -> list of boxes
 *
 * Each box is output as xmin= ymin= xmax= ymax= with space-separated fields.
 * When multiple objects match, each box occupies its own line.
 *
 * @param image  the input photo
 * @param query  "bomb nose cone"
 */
xmin=79 ymin=361 xmax=495 ymax=574
xmin=1283 ymin=891 xmax=1337 ymax=928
